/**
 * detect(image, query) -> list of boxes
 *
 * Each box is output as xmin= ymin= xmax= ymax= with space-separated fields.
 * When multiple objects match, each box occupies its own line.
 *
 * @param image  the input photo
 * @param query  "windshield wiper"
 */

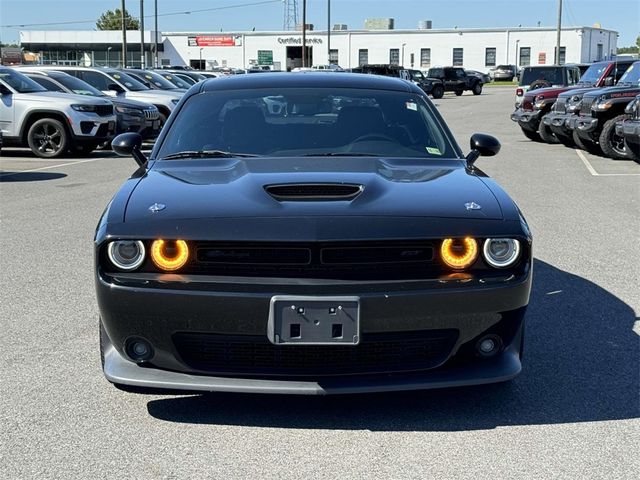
xmin=302 ymin=152 xmax=379 ymax=157
xmin=161 ymin=150 xmax=259 ymax=160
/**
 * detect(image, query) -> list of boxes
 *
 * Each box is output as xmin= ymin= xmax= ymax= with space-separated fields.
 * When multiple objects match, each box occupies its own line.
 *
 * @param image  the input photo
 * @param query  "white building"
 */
xmin=20 ymin=25 xmax=618 ymax=72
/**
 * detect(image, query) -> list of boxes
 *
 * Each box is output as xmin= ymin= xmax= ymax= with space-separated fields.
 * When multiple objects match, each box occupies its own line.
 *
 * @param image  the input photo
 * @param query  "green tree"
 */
xmin=96 ymin=8 xmax=140 ymax=30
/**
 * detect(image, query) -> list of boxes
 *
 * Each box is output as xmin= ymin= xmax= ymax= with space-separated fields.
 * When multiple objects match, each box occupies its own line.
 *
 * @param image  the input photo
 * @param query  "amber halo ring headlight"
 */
xmin=483 ymin=238 xmax=521 ymax=268
xmin=440 ymin=237 xmax=478 ymax=270
xmin=107 ymin=240 xmax=146 ymax=271
xmin=150 ymin=239 xmax=189 ymax=271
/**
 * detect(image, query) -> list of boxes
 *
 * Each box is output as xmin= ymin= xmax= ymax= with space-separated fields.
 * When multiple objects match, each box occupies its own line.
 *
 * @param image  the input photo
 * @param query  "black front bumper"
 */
xmin=97 ymin=269 xmax=531 ymax=394
xmin=510 ymin=109 xmax=541 ymax=130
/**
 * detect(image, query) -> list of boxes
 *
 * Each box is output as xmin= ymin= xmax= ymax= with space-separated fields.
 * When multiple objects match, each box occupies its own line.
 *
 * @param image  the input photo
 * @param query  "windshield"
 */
xmin=618 ymin=62 xmax=640 ymax=85
xmin=52 ymin=73 xmax=104 ymax=96
xmin=0 ymin=69 xmax=46 ymax=93
xmin=520 ymin=67 xmax=563 ymax=86
xmin=411 ymin=70 xmax=425 ymax=81
xmin=159 ymin=72 xmax=191 ymax=89
xmin=579 ymin=62 xmax=609 ymax=84
xmin=132 ymin=70 xmax=180 ymax=90
xmin=106 ymin=71 xmax=149 ymax=91
xmin=157 ymin=88 xmax=457 ymax=160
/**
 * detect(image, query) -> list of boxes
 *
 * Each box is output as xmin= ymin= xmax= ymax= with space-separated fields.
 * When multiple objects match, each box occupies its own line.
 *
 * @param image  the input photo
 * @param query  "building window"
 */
xmin=389 ymin=48 xmax=400 ymax=66
xmin=358 ymin=49 xmax=368 ymax=66
xmin=329 ymin=49 xmax=339 ymax=65
xmin=485 ymin=47 xmax=496 ymax=66
xmin=554 ymin=46 xmax=566 ymax=65
xmin=452 ymin=48 xmax=463 ymax=66
xmin=519 ymin=47 xmax=531 ymax=66
xmin=420 ymin=48 xmax=431 ymax=68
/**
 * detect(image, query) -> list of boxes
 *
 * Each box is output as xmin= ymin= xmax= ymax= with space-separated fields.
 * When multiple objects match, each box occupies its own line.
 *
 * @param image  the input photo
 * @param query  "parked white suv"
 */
xmin=32 ymin=66 xmax=182 ymax=125
xmin=0 ymin=67 xmax=116 ymax=158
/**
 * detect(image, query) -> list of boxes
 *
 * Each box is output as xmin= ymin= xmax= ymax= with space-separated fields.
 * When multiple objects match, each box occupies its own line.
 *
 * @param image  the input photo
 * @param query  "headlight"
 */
xmin=483 ymin=238 xmax=521 ymax=268
xmin=624 ymin=98 xmax=638 ymax=115
xmin=440 ymin=238 xmax=478 ymax=270
xmin=150 ymin=239 xmax=189 ymax=271
xmin=594 ymin=94 xmax=613 ymax=111
xmin=570 ymin=94 xmax=581 ymax=103
xmin=71 ymin=104 xmax=97 ymax=112
xmin=115 ymin=105 xmax=143 ymax=115
xmin=107 ymin=240 xmax=146 ymax=271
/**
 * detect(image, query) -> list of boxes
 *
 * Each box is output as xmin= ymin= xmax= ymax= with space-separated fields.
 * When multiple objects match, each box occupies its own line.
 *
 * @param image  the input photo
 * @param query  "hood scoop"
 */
xmin=264 ymin=183 xmax=363 ymax=201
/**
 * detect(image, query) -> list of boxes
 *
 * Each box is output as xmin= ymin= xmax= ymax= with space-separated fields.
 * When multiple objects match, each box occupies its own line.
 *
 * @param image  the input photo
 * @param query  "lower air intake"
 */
xmin=264 ymin=183 xmax=363 ymax=201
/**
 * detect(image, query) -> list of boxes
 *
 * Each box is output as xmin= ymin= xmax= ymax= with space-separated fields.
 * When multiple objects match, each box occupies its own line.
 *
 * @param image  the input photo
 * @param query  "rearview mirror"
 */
xmin=112 ymin=132 xmax=147 ymax=167
xmin=466 ymin=133 xmax=501 ymax=168
xmin=603 ymin=77 xmax=614 ymax=87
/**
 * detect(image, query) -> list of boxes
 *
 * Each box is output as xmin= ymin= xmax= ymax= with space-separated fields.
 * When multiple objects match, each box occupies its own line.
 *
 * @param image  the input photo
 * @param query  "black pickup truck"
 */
xmin=352 ymin=64 xmax=445 ymax=99
xmin=427 ymin=67 xmax=483 ymax=95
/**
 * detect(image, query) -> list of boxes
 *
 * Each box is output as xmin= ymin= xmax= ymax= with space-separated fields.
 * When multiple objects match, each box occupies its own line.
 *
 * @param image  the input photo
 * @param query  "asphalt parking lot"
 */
xmin=1 ymin=87 xmax=638 ymax=479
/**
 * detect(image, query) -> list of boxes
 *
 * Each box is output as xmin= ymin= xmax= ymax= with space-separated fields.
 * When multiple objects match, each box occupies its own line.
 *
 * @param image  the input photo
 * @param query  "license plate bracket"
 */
xmin=268 ymin=296 xmax=360 ymax=345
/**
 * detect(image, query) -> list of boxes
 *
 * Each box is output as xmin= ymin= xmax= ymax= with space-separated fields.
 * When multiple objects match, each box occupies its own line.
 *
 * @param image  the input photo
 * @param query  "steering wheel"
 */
xmin=351 ymin=133 xmax=397 ymax=143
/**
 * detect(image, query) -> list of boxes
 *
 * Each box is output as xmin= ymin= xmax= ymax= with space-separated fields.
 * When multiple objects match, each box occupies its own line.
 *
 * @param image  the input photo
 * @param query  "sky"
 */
xmin=0 ymin=0 xmax=638 ymax=46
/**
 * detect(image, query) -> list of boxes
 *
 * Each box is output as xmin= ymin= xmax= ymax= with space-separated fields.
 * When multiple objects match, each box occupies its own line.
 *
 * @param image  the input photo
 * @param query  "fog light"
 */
xmin=125 ymin=338 xmax=154 ymax=362
xmin=475 ymin=334 xmax=503 ymax=358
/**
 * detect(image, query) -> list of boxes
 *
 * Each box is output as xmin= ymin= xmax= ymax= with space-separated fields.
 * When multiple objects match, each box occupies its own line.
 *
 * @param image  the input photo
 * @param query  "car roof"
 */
xmin=199 ymin=71 xmax=419 ymax=93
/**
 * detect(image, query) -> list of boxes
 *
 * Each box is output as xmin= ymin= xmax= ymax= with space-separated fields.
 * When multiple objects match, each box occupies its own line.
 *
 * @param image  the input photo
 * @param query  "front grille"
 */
xmin=173 ymin=330 xmax=459 ymax=376
xmin=553 ymin=97 xmax=567 ymax=113
xmin=144 ymin=108 xmax=159 ymax=120
xmin=191 ymin=241 xmax=438 ymax=280
xmin=580 ymin=97 xmax=595 ymax=116
xmin=96 ymin=104 xmax=114 ymax=116
xmin=521 ymin=98 xmax=534 ymax=111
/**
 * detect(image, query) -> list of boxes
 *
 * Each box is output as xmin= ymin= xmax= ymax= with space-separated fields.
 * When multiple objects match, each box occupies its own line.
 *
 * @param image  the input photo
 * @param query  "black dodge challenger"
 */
xmin=96 ymin=72 xmax=532 ymax=394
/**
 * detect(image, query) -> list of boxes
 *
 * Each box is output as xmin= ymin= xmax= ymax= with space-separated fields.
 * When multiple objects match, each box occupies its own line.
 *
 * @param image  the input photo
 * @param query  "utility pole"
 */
xmin=154 ymin=0 xmax=159 ymax=68
xmin=555 ymin=0 xmax=563 ymax=64
xmin=140 ymin=0 xmax=145 ymax=68
xmin=327 ymin=0 xmax=331 ymax=65
xmin=302 ymin=0 xmax=307 ymax=68
xmin=121 ymin=0 xmax=127 ymax=67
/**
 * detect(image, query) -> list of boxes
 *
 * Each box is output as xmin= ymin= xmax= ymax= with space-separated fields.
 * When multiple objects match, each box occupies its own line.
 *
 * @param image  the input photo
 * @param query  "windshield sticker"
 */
xmin=426 ymin=147 xmax=442 ymax=155
xmin=405 ymin=101 xmax=417 ymax=111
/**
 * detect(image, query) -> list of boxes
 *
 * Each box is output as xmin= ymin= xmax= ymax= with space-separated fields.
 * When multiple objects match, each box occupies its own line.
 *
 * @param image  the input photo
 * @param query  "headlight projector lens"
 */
xmin=150 ymin=239 xmax=189 ymax=271
xmin=107 ymin=240 xmax=146 ymax=271
xmin=440 ymin=237 xmax=478 ymax=270
xmin=483 ymin=238 xmax=521 ymax=268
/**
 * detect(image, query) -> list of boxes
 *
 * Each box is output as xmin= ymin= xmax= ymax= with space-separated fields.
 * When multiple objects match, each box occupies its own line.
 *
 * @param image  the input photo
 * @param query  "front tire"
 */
xmin=538 ymin=123 xmax=560 ymax=144
xmin=573 ymin=130 xmax=602 ymax=155
xmin=27 ymin=118 xmax=69 ymax=158
xmin=431 ymin=85 xmax=444 ymax=99
xmin=521 ymin=126 xmax=541 ymax=142
xmin=599 ymin=115 xmax=630 ymax=160
xmin=472 ymin=83 xmax=483 ymax=95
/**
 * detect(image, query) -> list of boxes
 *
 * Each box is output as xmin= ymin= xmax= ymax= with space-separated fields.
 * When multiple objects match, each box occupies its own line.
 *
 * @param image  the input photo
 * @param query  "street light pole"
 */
xmin=401 ymin=43 xmax=406 ymax=67
xmin=140 ymin=0 xmax=145 ymax=68
xmin=301 ymin=0 xmax=307 ymax=68
xmin=327 ymin=0 xmax=331 ymax=65
xmin=121 ymin=0 xmax=127 ymax=67
xmin=199 ymin=48 xmax=203 ymax=70
xmin=555 ymin=0 xmax=563 ymax=64
xmin=154 ymin=0 xmax=159 ymax=68
xmin=107 ymin=46 xmax=112 ymax=67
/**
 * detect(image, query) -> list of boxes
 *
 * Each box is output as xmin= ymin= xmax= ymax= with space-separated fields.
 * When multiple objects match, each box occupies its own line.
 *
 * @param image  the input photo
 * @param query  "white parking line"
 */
xmin=575 ymin=149 xmax=640 ymax=177
xmin=0 ymin=157 xmax=102 ymax=178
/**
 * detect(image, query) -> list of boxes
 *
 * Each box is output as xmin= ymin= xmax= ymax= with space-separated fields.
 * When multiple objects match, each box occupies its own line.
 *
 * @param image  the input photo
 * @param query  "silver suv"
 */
xmin=35 ymin=66 xmax=182 ymax=125
xmin=0 ymin=67 xmax=116 ymax=158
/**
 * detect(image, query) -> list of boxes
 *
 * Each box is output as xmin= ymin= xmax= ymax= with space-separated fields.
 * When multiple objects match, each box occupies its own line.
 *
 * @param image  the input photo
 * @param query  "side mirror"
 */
xmin=466 ymin=133 xmax=501 ymax=168
xmin=112 ymin=132 xmax=147 ymax=167
xmin=603 ymin=77 xmax=614 ymax=87
xmin=107 ymin=83 xmax=124 ymax=93
xmin=0 ymin=84 xmax=12 ymax=95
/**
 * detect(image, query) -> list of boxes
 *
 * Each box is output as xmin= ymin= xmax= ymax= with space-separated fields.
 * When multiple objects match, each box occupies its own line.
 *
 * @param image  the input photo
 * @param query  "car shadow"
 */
xmin=0 ymin=171 xmax=67 ymax=182
xmin=146 ymin=259 xmax=639 ymax=431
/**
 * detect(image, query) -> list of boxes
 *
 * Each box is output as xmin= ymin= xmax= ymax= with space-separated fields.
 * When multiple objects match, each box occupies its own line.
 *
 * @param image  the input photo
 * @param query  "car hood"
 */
xmin=582 ymin=84 xmax=640 ymax=100
xmin=111 ymin=96 xmax=156 ymax=109
xmin=124 ymin=157 xmax=503 ymax=223
xmin=124 ymin=90 xmax=182 ymax=102
xmin=13 ymin=91 xmax=113 ymax=105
